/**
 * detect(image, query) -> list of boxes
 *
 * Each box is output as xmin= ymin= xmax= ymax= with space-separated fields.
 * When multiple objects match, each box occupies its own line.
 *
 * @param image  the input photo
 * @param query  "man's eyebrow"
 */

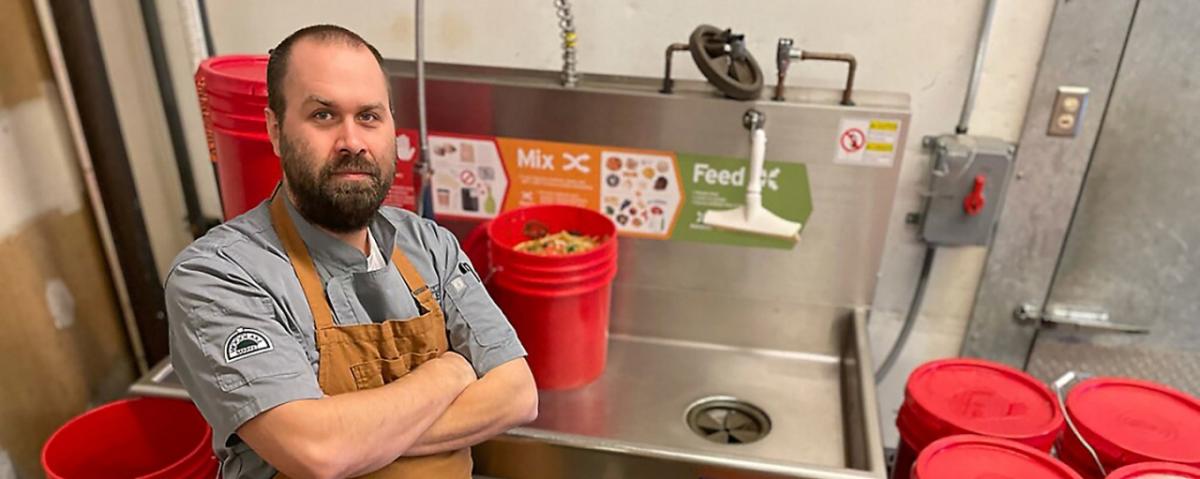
xmin=304 ymin=95 xmax=334 ymax=107
xmin=360 ymin=102 xmax=386 ymax=111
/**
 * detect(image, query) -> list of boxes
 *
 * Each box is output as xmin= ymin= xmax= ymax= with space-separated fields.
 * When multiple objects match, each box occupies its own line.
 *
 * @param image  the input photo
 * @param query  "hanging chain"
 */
xmin=555 ymin=0 xmax=578 ymax=87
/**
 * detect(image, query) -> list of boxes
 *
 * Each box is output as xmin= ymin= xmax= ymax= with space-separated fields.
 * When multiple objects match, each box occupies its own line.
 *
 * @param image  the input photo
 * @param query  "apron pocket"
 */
xmin=349 ymin=350 xmax=441 ymax=390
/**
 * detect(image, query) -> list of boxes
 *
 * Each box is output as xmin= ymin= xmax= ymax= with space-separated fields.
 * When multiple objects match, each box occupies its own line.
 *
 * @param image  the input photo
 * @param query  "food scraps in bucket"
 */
xmin=513 ymin=231 xmax=605 ymax=255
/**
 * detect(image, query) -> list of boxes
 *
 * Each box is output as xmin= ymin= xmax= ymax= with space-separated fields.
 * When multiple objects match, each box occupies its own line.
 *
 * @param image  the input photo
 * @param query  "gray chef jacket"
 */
xmin=165 ymin=194 xmax=526 ymax=479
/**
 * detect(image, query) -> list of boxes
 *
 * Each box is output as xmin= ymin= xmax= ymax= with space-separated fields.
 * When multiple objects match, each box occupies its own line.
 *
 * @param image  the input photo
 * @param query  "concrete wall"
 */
xmin=0 ymin=0 xmax=136 ymax=476
xmin=104 ymin=0 xmax=1055 ymax=447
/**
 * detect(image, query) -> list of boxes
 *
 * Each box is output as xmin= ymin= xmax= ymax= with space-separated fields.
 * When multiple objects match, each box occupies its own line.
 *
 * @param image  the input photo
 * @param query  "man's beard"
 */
xmin=279 ymin=132 xmax=394 ymax=233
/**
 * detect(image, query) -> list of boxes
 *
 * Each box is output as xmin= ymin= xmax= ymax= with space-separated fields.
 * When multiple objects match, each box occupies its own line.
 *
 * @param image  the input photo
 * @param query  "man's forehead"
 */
xmin=284 ymin=39 xmax=389 ymax=104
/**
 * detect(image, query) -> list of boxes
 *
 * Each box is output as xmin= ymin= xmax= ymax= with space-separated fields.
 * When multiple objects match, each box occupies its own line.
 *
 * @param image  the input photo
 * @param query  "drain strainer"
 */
xmin=685 ymin=397 xmax=771 ymax=445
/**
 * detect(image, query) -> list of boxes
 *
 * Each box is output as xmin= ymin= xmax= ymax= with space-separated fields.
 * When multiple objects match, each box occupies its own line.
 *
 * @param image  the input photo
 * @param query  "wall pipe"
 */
xmin=139 ymin=0 xmax=219 ymax=238
xmin=415 ymin=0 xmax=434 ymax=219
xmin=957 ymin=0 xmax=998 ymax=134
xmin=33 ymin=0 xmax=170 ymax=373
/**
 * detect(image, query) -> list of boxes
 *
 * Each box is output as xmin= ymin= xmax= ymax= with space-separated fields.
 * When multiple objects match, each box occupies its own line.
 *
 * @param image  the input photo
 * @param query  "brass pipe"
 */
xmin=773 ymin=41 xmax=857 ymax=106
xmin=801 ymin=51 xmax=857 ymax=106
xmin=660 ymin=43 xmax=689 ymax=94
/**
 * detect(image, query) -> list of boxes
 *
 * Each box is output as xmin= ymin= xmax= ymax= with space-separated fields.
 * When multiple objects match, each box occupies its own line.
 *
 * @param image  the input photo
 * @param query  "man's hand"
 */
xmin=236 ymin=350 xmax=476 ymax=479
xmin=403 ymin=357 xmax=537 ymax=456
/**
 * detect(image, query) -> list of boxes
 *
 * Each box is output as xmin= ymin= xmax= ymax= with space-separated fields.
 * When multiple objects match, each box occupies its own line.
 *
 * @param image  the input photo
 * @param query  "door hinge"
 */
xmin=1014 ymin=303 xmax=1149 ymax=333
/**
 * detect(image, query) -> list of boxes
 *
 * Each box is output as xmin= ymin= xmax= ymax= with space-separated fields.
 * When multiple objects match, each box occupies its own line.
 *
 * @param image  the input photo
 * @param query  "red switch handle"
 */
xmin=964 ymin=175 xmax=986 ymax=216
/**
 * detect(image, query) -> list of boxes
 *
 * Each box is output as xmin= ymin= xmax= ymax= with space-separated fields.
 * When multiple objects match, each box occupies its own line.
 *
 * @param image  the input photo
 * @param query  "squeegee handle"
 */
xmin=745 ymin=127 xmax=767 ymax=217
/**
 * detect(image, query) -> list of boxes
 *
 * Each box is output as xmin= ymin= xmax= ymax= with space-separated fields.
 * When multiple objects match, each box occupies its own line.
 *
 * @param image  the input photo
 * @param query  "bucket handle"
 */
xmin=481 ymin=231 xmax=501 ymax=286
xmin=482 ymin=262 xmax=502 ymax=285
xmin=461 ymin=220 xmax=500 ymax=285
xmin=1053 ymin=371 xmax=1106 ymax=477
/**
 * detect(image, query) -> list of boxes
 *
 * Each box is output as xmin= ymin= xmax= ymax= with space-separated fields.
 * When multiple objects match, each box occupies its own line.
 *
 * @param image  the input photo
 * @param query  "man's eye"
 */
xmin=359 ymin=112 xmax=380 ymax=122
xmin=312 ymin=111 xmax=333 ymax=121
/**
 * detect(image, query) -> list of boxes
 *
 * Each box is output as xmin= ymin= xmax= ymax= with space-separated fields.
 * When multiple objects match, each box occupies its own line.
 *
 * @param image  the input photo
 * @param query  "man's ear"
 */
xmin=265 ymin=107 xmax=282 ymax=157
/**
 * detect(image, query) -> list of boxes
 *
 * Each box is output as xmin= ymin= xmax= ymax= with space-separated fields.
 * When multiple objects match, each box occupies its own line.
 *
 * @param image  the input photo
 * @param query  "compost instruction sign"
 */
xmin=672 ymin=153 xmax=812 ymax=250
xmin=390 ymin=129 xmax=814 ymax=249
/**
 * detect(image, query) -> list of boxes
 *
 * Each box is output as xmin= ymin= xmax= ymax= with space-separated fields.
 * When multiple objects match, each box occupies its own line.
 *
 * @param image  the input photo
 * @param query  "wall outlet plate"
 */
xmin=1048 ymin=86 xmax=1089 ymax=137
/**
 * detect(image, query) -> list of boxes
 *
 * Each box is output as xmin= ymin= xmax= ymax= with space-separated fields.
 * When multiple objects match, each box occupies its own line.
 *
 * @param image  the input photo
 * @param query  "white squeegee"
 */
xmin=701 ymin=110 xmax=801 ymax=240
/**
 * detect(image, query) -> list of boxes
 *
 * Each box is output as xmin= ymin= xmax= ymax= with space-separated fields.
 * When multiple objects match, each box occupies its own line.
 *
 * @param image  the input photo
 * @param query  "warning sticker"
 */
xmin=834 ymin=118 xmax=901 ymax=168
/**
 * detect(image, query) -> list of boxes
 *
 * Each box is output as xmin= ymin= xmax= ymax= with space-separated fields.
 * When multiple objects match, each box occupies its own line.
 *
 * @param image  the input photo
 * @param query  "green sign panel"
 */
xmin=671 ymin=153 xmax=813 ymax=249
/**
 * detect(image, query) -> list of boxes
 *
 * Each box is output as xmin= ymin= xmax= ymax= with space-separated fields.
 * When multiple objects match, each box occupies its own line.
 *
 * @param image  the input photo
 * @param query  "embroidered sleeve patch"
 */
xmin=224 ymin=328 xmax=274 ymax=363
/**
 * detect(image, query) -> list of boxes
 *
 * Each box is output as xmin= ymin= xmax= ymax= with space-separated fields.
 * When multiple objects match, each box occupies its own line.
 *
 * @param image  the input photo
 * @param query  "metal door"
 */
xmin=1024 ymin=0 xmax=1200 ymax=393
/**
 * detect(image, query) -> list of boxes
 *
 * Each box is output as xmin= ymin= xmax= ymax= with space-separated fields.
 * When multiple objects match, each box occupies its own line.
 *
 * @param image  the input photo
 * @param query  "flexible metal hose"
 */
xmin=555 ymin=0 xmax=578 ymax=87
xmin=875 ymin=246 xmax=937 ymax=383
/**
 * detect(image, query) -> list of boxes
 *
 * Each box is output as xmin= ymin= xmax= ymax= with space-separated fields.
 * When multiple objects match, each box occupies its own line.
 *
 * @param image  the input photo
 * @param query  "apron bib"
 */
xmin=269 ymin=197 xmax=472 ymax=478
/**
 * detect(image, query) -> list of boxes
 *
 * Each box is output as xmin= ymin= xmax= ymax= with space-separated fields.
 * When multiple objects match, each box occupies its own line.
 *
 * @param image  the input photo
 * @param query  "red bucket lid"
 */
xmin=1106 ymin=462 xmax=1200 ymax=479
xmin=487 ymin=204 xmax=617 ymax=266
xmin=197 ymin=55 xmax=268 ymax=98
xmin=914 ymin=435 xmax=1082 ymax=479
xmin=900 ymin=359 xmax=1063 ymax=450
xmin=1067 ymin=377 xmax=1200 ymax=465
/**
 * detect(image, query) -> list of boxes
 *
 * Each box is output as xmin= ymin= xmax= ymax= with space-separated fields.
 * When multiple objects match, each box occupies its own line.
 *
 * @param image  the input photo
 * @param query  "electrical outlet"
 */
xmin=1048 ymin=86 xmax=1089 ymax=137
xmin=921 ymin=135 xmax=1015 ymax=246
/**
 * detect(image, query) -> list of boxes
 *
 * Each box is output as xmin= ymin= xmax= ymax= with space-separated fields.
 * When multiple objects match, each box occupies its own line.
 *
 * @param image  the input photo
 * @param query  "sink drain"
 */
xmin=685 ymin=397 xmax=771 ymax=445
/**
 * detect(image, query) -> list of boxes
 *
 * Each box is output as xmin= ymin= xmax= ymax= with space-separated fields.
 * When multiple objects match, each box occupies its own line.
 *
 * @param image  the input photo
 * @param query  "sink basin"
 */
xmin=472 ymin=311 xmax=885 ymax=479
xmin=131 ymin=312 xmax=883 ymax=478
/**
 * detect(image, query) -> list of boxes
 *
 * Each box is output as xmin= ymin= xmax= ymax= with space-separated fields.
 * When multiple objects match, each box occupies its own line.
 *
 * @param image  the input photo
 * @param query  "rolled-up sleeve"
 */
xmin=166 ymin=255 xmax=323 ymax=447
xmin=428 ymin=224 xmax=527 ymax=377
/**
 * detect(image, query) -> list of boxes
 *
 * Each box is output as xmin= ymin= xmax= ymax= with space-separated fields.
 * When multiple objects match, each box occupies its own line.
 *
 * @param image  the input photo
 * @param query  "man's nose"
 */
xmin=335 ymin=119 xmax=368 ymax=157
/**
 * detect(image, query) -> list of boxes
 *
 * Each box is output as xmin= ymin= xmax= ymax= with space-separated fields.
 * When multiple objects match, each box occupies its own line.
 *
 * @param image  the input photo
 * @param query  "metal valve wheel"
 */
xmin=688 ymin=25 xmax=764 ymax=100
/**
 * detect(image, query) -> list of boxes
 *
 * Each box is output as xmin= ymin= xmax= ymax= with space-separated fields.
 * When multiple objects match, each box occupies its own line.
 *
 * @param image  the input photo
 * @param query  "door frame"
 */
xmin=961 ymin=0 xmax=1140 ymax=367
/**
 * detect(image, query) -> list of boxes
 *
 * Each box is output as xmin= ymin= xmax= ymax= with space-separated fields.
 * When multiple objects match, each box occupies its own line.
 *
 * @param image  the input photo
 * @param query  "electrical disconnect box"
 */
xmin=920 ymin=135 xmax=1015 ymax=246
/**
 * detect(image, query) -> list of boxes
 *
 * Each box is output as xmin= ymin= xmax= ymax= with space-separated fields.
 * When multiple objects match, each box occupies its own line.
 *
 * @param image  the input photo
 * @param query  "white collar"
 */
xmin=365 ymin=230 xmax=386 ymax=272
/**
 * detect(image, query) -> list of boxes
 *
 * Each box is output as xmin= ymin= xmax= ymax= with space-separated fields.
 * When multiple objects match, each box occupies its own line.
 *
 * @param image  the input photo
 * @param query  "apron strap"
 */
xmin=389 ymin=246 xmax=440 ymax=313
xmin=269 ymin=194 xmax=338 ymax=331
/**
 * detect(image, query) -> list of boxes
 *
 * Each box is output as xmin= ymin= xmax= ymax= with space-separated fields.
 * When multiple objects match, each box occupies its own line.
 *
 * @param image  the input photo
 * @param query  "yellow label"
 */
xmin=866 ymin=142 xmax=894 ymax=152
xmin=869 ymin=120 xmax=898 ymax=131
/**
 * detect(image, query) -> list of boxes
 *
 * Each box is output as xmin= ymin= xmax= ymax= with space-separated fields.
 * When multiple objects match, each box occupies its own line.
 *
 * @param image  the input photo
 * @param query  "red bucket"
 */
xmin=491 ymin=266 xmax=615 ymax=390
xmin=493 ymin=259 xmax=618 ymax=297
xmin=495 ymin=245 xmax=617 ymax=280
xmin=1060 ymin=377 xmax=1200 ymax=479
xmin=487 ymin=204 xmax=617 ymax=270
xmin=41 ymin=397 xmax=217 ymax=479
xmin=893 ymin=358 xmax=1065 ymax=479
xmin=195 ymin=56 xmax=268 ymax=121
xmin=1106 ymin=462 xmax=1200 ymax=479
xmin=196 ymin=55 xmax=276 ymax=219
xmin=203 ymin=90 xmax=268 ymax=117
xmin=913 ymin=435 xmax=1082 ymax=479
xmin=196 ymin=55 xmax=268 ymax=98
xmin=464 ymin=220 xmax=617 ymax=280
xmin=481 ymin=205 xmax=618 ymax=390
xmin=208 ymin=110 xmax=267 ymax=135
xmin=210 ymin=126 xmax=281 ymax=219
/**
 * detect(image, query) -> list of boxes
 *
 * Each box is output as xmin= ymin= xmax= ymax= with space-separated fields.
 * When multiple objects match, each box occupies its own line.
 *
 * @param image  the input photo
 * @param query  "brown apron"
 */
xmin=269 ymin=197 xmax=472 ymax=478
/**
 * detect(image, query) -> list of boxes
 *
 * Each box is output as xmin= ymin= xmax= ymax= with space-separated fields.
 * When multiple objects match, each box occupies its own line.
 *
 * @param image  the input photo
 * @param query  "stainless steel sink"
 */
xmin=472 ymin=311 xmax=885 ymax=479
xmin=133 ymin=311 xmax=883 ymax=478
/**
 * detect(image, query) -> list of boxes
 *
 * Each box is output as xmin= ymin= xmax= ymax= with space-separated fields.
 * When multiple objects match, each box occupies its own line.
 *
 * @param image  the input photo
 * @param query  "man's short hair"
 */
xmin=266 ymin=25 xmax=387 ymax=117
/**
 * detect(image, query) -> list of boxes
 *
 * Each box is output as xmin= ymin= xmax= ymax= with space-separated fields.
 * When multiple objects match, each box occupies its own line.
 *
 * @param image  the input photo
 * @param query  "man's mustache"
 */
xmin=322 ymin=154 xmax=381 ymax=179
